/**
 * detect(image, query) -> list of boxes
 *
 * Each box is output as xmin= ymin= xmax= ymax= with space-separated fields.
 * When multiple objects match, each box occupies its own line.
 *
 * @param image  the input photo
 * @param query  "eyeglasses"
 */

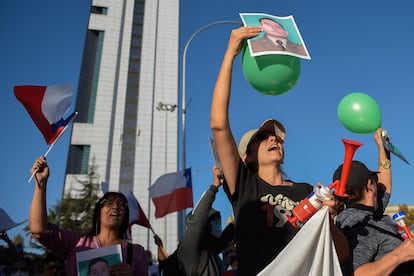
xmin=255 ymin=132 xmax=284 ymax=144
xmin=101 ymin=198 xmax=127 ymax=209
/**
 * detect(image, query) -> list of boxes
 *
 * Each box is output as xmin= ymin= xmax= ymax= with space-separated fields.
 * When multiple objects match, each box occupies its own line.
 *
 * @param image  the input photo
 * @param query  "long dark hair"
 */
xmin=88 ymin=192 xmax=129 ymax=239
xmin=245 ymin=139 xmax=260 ymax=173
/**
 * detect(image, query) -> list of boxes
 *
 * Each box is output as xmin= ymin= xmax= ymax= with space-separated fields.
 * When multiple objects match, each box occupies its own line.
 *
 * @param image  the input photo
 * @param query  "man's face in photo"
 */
xmin=260 ymin=19 xmax=288 ymax=38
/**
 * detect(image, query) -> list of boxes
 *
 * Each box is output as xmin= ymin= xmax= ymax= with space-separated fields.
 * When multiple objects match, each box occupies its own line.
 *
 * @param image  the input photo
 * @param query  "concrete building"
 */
xmin=64 ymin=0 xmax=180 ymax=254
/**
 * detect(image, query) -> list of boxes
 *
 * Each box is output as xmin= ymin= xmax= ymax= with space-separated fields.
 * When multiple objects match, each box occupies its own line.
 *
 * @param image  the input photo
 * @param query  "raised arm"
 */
xmin=353 ymin=238 xmax=414 ymax=276
xmin=178 ymin=167 xmax=223 ymax=274
xmin=210 ymin=26 xmax=261 ymax=194
xmin=374 ymin=128 xmax=391 ymax=194
xmin=29 ymin=156 xmax=50 ymax=238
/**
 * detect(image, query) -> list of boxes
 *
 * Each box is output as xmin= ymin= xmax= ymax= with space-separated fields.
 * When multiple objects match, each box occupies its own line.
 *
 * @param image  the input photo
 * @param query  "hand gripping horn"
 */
xmin=286 ymin=138 xmax=362 ymax=228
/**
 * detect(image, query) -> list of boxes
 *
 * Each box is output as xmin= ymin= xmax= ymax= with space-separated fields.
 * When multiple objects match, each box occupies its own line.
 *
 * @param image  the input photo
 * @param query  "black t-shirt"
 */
xmin=223 ymin=161 xmax=313 ymax=276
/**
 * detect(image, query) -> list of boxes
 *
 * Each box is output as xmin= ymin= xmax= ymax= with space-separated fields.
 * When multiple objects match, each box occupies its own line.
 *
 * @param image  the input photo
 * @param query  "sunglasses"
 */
xmin=255 ymin=132 xmax=284 ymax=144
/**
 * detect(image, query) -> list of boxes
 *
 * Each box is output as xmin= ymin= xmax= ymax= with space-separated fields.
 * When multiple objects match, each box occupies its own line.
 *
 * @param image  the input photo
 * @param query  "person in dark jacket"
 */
xmin=158 ymin=167 xmax=234 ymax=276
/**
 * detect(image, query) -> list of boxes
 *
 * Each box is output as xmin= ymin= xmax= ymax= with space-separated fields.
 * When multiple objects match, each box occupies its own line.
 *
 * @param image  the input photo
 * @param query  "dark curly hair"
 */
xmin=88 ymin=192 xmax=129 ymax=239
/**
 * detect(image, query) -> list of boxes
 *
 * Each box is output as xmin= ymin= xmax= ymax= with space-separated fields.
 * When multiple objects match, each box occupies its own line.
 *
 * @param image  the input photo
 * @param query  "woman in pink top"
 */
xmin=29 ymin=156 xmax=148 ymax=275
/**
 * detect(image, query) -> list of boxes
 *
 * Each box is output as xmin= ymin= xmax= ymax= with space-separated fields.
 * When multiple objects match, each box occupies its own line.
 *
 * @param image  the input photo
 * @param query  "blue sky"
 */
xmin=2 ymin=0 xmax=414 ymax=251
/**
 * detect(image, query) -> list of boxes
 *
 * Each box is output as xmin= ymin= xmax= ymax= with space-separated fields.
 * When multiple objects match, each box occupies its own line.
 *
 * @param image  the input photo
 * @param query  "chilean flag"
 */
xmin=149 ymin=168 xmax=193 ymax=218
xmin=127 ymin=191 xmax=151 ymax=229
xmin=14 ymin=83 xmax=76 ymax=145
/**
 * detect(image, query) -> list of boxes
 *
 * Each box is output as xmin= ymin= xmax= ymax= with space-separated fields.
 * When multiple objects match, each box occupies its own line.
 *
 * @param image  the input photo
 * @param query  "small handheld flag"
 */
xmin=149 ymin=168 xmax=193 ymax=218
xmin=14 ymin=83 xmax=78 ymax=182
xmin=14 ymin=83 xmax=75 ymax=145
xmin=127 ymin=191 xmax=151 ymax=229
xmin=127 ymin=191 xmax=168 ymax=258
xmin=382 ymin=130 xmax=410 ymax=165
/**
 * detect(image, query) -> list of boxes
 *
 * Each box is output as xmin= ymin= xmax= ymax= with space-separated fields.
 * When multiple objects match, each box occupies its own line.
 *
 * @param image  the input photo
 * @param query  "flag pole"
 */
xmin=28 ymin=112 xmax=78 ymax=183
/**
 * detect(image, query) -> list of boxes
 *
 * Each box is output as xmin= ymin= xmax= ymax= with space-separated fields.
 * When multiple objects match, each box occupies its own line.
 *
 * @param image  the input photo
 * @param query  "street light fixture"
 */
xmin=156 ymin=101 xmax=177 ymax=112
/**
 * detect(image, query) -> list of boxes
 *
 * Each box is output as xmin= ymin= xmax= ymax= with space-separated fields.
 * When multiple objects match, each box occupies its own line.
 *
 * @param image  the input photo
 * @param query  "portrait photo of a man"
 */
xmin=240 ymin=13 xmax=311 ymax=60
xmin=76 ymin=245 xmax=122 ymax=276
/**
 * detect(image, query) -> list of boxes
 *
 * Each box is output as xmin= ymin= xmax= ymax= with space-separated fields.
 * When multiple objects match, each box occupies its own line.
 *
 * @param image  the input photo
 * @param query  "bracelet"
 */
xmin=379 ymin=160 xmax=391 ymax=169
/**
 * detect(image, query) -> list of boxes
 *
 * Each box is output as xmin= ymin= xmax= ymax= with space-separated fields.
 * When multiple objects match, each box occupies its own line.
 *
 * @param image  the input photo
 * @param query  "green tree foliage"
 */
xmin=13 ymin=234 xmax=24 ymax=247
xmin=58 ymin=160 xmax=101 ymax=232
xmin=398 ymin=204 xmax=414 ymax=227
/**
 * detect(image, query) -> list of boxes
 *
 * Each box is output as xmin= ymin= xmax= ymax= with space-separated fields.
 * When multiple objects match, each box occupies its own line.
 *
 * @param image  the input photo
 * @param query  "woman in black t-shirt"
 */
xmin=210 ymin=26 xmax=349 ymax=276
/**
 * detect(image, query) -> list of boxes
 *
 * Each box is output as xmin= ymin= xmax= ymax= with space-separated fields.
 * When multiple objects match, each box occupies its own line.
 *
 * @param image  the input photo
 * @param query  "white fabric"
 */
xmin=42 ymin=83 xmax=73 ymax=124
xmin=257 ymin=206 xmax=343 ymax=276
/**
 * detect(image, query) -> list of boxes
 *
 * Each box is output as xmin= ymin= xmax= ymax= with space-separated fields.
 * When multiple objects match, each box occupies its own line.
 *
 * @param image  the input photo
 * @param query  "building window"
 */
xmin=87 ymin=31 xmax=104 ymax=123
xmin=80 ymin=145 xmax=91 ymax=174
xmin=91 ymin=6 xmax=108 ymax=15
xmin=66 ymin=144 xmax=91 ymax=174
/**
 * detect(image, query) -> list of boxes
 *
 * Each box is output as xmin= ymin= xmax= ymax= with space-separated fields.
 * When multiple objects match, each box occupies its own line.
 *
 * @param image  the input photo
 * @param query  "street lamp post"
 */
xmin=155 ymin=101 xmax=177 ymax=250
xmin=179 ymin=20 xmax=241 ymax=238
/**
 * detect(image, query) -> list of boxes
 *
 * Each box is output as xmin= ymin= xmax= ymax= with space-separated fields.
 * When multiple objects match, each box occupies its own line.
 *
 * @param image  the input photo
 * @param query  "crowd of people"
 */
xmin=2 ymin=26 xmax=414 ymax=276
xmin=1 ymin=161 xmax=238 ymax=276
xmin=1 ymin=161 xmax=237 ymax=276
xmin=0 ymin=235 xmax=65 ymax=276
xmin=209 ymin=25 xmax=414 ymax=275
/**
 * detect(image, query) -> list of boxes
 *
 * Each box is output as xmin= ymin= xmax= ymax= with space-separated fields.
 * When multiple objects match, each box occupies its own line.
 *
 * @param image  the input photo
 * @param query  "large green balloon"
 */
xmin=241 ymin=43 xmax=301 ymax=96
xmin=337 ymin=92 xmax=382 ymax=134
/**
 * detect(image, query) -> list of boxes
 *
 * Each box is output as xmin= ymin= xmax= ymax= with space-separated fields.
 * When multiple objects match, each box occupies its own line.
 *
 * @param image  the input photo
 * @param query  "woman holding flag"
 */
xmin=28 ymin=156 xmax=148 ymax=275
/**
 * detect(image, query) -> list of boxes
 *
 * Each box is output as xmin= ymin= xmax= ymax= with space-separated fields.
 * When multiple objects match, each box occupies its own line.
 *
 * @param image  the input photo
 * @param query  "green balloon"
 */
xmin=241 ymin=43 xmax=301 ymax=96
xmin=337 ymin=92 xmax=382 ymax=134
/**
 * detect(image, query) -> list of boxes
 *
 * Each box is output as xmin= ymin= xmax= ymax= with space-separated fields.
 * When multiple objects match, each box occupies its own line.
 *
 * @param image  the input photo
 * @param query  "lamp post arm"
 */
xmin=177 ymin=20 xmax=241 ymax=241
xmin=181 ymin=20 xmax=241 ymax=170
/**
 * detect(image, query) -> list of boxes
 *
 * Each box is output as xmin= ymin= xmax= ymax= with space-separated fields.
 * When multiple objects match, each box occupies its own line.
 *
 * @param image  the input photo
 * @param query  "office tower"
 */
xmin=64 ymin=0 xmax=180 ymax=254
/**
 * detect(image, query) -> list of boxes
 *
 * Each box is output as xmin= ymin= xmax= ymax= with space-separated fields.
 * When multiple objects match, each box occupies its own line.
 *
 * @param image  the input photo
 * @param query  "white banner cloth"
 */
xmin=257 ymin=206 xmax=343 ymax=276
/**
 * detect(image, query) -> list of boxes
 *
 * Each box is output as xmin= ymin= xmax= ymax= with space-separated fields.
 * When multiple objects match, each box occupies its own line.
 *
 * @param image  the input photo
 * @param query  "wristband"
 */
xmin=379 ymin=160 xmax=391 ymax=169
